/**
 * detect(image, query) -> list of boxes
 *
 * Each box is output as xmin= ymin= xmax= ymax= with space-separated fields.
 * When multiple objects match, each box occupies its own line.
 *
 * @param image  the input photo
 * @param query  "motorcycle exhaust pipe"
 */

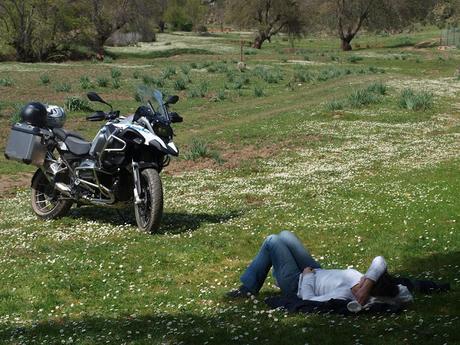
xmin=54 ymin=182 xmax=72 ymax=197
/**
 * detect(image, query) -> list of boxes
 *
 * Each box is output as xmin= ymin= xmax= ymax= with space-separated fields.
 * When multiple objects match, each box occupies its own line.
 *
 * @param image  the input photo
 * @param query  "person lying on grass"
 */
xmin=227 ymin=230 xmax=412 ymax=309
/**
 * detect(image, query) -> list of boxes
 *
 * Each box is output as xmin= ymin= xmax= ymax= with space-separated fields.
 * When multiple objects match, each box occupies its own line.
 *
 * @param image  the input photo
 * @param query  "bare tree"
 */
xmin=335 ymin=0 xmax=374 ymax=51
xmin=83 ymin=0 xmax=134 ymax=54
xmin=227 ymin=0 xmax=304 ymax=49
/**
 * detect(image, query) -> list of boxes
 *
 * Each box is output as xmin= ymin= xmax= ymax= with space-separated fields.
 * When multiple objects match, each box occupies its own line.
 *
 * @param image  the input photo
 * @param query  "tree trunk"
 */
xmin=94 ymin=35 xmax=108 ymax=56
xmin=159 ymin=21 xmax=165 ymax=33
xmin=253 ymin=32 xmax=268 ymax=49
xmin=341 ymin=37 xmax=353 ymax=51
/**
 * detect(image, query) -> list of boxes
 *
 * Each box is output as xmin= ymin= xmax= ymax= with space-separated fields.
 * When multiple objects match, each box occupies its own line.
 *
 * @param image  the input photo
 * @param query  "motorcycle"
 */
xmin=4 ymin=89 xmax=183 ymax=233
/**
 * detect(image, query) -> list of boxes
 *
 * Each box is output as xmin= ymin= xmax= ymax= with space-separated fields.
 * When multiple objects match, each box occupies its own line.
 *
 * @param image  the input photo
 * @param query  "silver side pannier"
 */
xmin=4 ymin=123 xmax=48 ymax=166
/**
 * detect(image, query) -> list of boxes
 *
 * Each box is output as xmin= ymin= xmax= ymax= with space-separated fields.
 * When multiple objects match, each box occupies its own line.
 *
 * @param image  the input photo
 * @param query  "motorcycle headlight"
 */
xmin=153 ymin=122 xmax=173 ymax=138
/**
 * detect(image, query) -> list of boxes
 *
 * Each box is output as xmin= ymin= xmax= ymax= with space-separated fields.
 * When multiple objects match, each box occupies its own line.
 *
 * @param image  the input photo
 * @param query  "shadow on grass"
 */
xmin=396 ymin=251 xmax=460 ymax=283
xmin=69 ymin=206 xmax=243 ymax=234
xmin=160 ymin=210 xmax=242 ymax=234
xmin=0 ymin=310 xmax=360 ymax=345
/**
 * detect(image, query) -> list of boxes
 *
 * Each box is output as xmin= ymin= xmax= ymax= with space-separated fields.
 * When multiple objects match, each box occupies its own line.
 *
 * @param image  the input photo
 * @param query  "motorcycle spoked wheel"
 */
xmin=31 ymin=169 xmax=73 ymax=219
xmin=134 ymin=168 xmax=163 ymax=234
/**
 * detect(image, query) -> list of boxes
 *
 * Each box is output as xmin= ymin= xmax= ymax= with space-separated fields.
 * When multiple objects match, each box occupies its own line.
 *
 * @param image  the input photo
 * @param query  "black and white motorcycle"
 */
xmin=5 ymin=89 xmax=183 ymax=233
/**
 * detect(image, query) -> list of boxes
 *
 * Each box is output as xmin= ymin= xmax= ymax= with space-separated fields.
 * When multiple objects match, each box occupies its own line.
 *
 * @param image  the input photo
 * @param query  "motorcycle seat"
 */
xmin=65 ymin=136 xmax=91 ymax=156
xmin=52 ymin=128 xmax=86 ymax=141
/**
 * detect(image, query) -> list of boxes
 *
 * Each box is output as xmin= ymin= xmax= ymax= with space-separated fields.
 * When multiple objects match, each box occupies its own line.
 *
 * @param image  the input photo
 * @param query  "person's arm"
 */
xmin=352 ymin=277 xmax=375 ymax=305
xmin=353 ymin=256 xmax=388 ymax=305
xmin=297 ymin=267 xmax=316 ymax=300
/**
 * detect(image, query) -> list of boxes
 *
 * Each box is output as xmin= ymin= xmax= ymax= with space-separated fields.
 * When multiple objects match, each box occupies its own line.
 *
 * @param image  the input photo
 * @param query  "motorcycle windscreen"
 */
xmin=153 ymin=90 xmax=170 ymax=123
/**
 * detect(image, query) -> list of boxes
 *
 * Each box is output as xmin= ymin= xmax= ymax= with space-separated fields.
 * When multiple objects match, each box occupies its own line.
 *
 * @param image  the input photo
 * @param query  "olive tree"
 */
xmin=227 ymin=0 xmax=304 ymax=49
xmin=335 ymin=0 xmax=375 ymax=51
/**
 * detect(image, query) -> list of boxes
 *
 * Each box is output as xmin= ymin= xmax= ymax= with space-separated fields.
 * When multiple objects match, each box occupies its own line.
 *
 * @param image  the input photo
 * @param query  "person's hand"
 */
xmin=352 ymin=277 xmax=375 ymax=305
xmin=303 ymin=267 xmax=314 ymax=274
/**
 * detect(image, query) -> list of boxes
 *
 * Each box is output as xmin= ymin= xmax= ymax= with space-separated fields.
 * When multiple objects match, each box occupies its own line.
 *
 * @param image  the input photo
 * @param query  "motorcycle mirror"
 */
xmin=165 ymin=95 xmax=179 ymax=105
xmin=170 ymin=112 xmax=183 ymax=123
xmin=87 ymin=92 xmax=112 ymax=109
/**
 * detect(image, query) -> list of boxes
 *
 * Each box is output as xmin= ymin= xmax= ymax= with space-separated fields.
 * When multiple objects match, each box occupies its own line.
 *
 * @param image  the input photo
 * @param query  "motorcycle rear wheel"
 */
xmin=134 ymin=168 xmax=163 ymax=234
xmin=31 ymin=169 xmax=73 ymax=219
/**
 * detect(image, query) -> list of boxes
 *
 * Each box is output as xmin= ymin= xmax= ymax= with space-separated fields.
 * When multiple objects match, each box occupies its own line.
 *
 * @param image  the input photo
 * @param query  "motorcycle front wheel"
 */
xmin=31 ymin=169 xmax=73 ymax=219
xmin=134 ymin=168 xmax=163 ymax=234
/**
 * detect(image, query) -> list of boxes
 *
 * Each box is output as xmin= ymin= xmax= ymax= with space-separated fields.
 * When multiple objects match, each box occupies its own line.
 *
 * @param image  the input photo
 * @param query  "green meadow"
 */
xmin=0 ymin=29 xmax=459 ymax=344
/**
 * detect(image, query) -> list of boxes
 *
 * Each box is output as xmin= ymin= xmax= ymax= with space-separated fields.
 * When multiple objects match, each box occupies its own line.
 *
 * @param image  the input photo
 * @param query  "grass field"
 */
xmin=0 ymin=29 xmax=459 ymax=344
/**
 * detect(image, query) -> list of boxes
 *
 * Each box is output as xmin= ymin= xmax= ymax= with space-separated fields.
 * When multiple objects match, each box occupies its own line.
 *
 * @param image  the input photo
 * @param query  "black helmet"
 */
xmin=20 ymin=102 xmax=47 ymax=127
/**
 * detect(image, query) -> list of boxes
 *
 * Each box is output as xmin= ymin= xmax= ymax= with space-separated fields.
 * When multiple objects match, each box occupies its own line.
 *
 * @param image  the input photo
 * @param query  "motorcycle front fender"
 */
xmin=148 ymin=139 xmax=179 ymax=156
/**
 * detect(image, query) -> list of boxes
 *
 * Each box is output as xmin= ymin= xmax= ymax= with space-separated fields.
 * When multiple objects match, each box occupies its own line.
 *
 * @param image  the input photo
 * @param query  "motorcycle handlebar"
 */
xmin=86 ymin=110 xmax=120 ymax=122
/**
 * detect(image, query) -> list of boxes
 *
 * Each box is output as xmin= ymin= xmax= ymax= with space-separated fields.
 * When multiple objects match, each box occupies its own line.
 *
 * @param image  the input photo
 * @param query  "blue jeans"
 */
xmin=240 ymin=231 xmax=321 ymax=297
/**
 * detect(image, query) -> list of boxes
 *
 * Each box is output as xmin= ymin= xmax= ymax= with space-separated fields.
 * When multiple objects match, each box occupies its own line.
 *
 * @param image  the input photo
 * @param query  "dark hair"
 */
xmin=370 ymin=271 xmax=399 ymax=298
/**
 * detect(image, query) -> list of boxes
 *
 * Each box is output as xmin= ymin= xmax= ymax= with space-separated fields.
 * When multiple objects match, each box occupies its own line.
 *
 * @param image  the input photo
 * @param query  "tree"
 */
xmin=226 ymin=0 xmax=304 ymax=49
xmin=0 ymin=0 xmax=79 ymax=61
xmin=163 ymin=0 xmax=207 ymax=32
xmin=430 ymin=0 xmax=460 ymax=27
xmin=164 ymin=0 xmax=192 ymax=31
xmin=79 ymin=0 xmax=134 ymax=54
xmin=335 ymin=0 xmax=375 ymax=51
xmin=306 ymin=0 xmax=437 ymax=51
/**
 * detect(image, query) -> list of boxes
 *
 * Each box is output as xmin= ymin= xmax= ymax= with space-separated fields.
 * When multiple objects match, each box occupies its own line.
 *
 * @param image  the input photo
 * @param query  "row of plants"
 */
xmin=325 ymin=82 xmax=434 ymax=112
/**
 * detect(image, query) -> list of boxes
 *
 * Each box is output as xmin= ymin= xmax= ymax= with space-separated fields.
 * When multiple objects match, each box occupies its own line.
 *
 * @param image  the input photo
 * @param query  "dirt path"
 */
xmin=0 ymin=173 xmax=32 ymax=197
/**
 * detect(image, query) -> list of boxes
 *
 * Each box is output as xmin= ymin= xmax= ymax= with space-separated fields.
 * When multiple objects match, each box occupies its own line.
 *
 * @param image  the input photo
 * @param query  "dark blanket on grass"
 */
xmin=265 ymin=278 xmax=450 ymax=315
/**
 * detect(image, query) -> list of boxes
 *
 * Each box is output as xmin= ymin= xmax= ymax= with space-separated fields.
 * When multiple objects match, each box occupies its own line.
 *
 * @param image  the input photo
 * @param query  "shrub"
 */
xmin=0 ymin=77 xmax=13 ymax=87
xmin=367 ymin=82 xmax=387 ymax=95
xmin=161 ymin=66 xmax=176 ymax=79
xmin=154 ymin=77 xmax=165 ymax=87
xmin=293 ymin=66 xmax=312 ymax=83
xmin=233 ymin=79 xmax=244 ymax=90
xmin=65 ymin=96 xmax=92 ymax=112
xmin=134 ymin=89 xmax=144 ymax=102
xmin=368 ymin=66 xmax=385 ymax=74
xmin=96 ymin=77 xmax=109 ymax=87
xmin=190 ymin=62 xmax=197 ymax=69
xmin=199 ymin=61 xmax=211 ymax=69
xmin=216 ymin=62 xmax=229 ymax=73
xmin=133 ymin=70 xmax=141 ymax=79
xmin=398 ymin=88 xmax=433 ymax=111
xmin=303 ymin=55 xmax=310 ymax=61
xmin=174 ymin=78 xmax=187 ymax=91
xmin=180 ymin=64 xmax=191 ymax=75
xmin=188 ymin=88 xmax=201 ymax=98
xmin=207 ymin=64 xmax=218 ymax=73
xmin=216 ymin=89 xmax=226 ymax=101
xmin=348 ymin=55 xmax=363 ymax=63
xmin=55 ymin=82 xmax=72 ymax=92
xmin=184 ymin=139 xmax=211 ymax=160
xmin=111 ymin=68 xmax=122 ymax=79
xmin=347 ymin=88 xmax=380 ymax=107
xmin=104 ymin=56 xmax=113 ymax=63
xmin=39 ymin=74 xmax=50 ymax=85
xmin=325 ymin=100 xmax=345 ymax=112
xmin=188 ymin=81 xmax=209 ymax=98
xmin=112 ymin=78 xmax=121 ymax=89
xmin=254 ymin=86 xmax=265 ymax=97
xmin=142 ymin=75 xmax=155 ymax=85
xmin=241 ymin=76 xmax=251 ymax=85
xmin=244 ymin=48 xmax=258 ymax=55
xmin=184 ymin=139 xmax=224 ymax=163
xmin=10 ymin=104 xmax=23 ymax=125
xmin=80 ymin=76 xmax=92 ymax=90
